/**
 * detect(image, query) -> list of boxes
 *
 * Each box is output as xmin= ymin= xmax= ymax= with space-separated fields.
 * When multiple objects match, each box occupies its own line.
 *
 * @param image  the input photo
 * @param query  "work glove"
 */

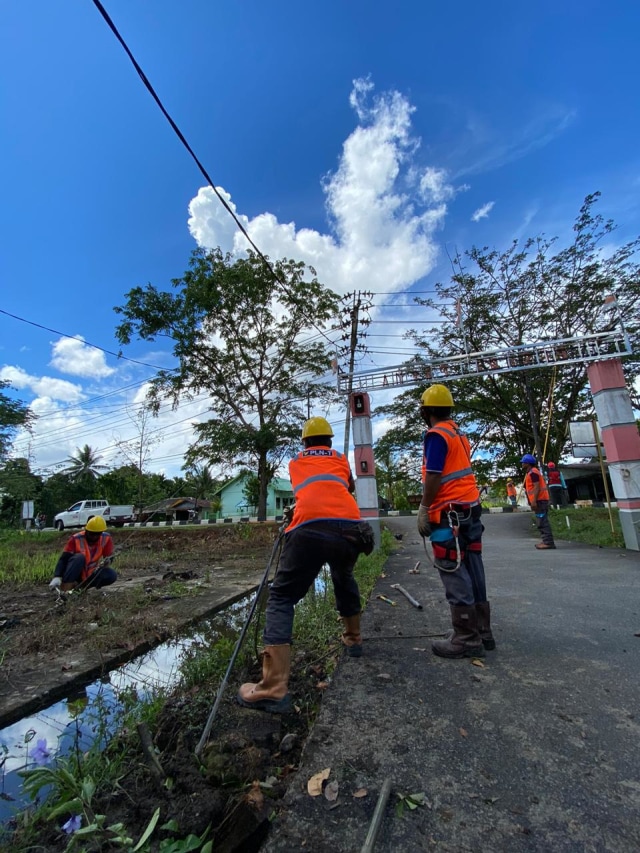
xmin=417 ymin=504 xmax=432 ymax=538
xmin=49 ymin=577 xmax=62 ymax=590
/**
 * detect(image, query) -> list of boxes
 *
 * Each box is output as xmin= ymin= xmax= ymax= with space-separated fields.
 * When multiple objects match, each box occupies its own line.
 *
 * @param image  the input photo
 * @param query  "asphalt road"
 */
xmin=264 ymin=511 xmax=640 ymax=853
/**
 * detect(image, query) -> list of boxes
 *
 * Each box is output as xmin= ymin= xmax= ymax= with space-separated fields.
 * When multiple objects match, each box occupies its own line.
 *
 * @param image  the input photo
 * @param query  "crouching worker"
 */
xmin=49 ymin=516 xmax=117 ymax=592
xmin=237 ymin=416 xmax=374 ymax=714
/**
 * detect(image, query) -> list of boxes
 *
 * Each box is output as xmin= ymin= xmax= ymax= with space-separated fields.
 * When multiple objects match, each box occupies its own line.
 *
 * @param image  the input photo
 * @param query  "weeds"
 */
xmin=549 ymin=507 xmax=624 ymax=548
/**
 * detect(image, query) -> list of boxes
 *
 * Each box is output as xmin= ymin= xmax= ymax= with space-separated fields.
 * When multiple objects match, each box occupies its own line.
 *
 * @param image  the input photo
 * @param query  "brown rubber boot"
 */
xmin=432 ymin=605 xmax=485 ymax=659
xmin=341 ymin=614 xmax=363 ymax=657
xmin=475 ymin=601 xmax=496 ymax=650
xmin=237 ymin=644 xmax=291 ymax=713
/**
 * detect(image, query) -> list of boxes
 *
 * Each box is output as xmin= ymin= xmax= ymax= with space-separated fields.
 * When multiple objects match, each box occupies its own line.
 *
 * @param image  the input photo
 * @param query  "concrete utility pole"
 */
xmin=335 ymin=291 xmax=372 ymax=456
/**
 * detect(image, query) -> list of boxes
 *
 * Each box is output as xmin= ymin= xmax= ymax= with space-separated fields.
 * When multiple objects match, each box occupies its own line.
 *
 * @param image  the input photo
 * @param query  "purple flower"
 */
xmin=62 ymin=814 xmax=82 ymax=834
xmin=31 ymin=739 xmax=51 ymax=765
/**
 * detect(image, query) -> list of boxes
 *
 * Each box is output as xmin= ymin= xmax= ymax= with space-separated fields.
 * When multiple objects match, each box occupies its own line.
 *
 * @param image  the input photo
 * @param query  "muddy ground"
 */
xmin=0 ymin=525 xmax=281 ymax=726
xmin=0 ymin=524 xmax=340 ymax=852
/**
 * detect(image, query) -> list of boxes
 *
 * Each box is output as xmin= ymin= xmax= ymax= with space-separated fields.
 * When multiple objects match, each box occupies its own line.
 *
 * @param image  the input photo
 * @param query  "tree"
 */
xmin=0 ymin=458 xmax=42 ymax=527
xmin=113 ymin=407 xmax=163 ymax=511
xmin=115 ymin=248 xmax=340 ymax=520
xmin=378 ymin=194 xmax=640 ymax=473
xmin=63 ymin=445 xmax=108 ymax=487
xmin=0 ymin=381 xmax=34 ymax=462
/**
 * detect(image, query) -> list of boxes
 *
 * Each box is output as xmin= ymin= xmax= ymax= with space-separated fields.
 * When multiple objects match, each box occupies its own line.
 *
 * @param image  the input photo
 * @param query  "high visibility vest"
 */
xmin=547 ymin=469 xmax=561 ymax=486
xmin=506 ymin=482 xmax=517 ymax=498
xmin=70 ymin=532 xmax=110 ymax=582
xmin=524 ymin=468 xmax=549 ymax=503
xmin=425 ymin=420 xmax=480 ymax=523
xmin=287 ymin=447 xmax=360 ymax=531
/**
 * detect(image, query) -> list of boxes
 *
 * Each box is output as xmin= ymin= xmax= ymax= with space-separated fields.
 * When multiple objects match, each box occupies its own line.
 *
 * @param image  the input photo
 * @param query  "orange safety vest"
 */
xmin=506 ymin=482 xmax=517 ymax=498
xmin=425 ymin=420 xmax=480 ymax=523
xmin=287 ymin=447 xmax=360 ymax=531
xmin=524 ymin=467 xmax=549 ymax=504
xmin=70 ymin=531 xmax=110 ymax=582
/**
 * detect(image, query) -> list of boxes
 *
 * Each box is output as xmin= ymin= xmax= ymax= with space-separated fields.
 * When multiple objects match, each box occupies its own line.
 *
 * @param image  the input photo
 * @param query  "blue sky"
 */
xmin=2 ymin=0 xmax=639 ymax=478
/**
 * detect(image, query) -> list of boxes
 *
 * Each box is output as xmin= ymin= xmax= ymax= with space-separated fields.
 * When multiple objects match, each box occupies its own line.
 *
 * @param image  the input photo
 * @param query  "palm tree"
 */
xmin=63 ymin=445 xmax=108 ymax=482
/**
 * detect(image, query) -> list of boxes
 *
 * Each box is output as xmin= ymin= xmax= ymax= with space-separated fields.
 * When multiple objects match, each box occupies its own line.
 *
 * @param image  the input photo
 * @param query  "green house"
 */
xmin=213 ymin=474 xmax=294 ymax=519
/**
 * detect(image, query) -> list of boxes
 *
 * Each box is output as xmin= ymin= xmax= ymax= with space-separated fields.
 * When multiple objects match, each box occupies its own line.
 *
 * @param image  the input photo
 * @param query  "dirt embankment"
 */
xmin=0 ymin=524 xmax=280 ymax=727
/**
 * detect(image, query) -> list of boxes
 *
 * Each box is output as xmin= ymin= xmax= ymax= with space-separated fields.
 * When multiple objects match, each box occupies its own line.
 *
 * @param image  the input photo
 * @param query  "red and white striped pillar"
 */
xmin=587 ymin=358 xmax=640 ymax=550
xmin=349 ymin=391 xmax=380 ymax=548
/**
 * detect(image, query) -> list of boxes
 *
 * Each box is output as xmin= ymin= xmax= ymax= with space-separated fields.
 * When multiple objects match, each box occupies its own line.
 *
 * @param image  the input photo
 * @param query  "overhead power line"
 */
xmin=90 ymin=0 xmax=337 ymax=352
xmin=0 ymin=308 xmax=169 ymax=372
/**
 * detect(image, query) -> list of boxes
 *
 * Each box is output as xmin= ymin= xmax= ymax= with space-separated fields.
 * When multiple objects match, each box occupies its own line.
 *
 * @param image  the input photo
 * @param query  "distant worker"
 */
xmin=521 ymin=454 xmax=556 ymax=550
xmin=506 ymin=478 xmax=517 ymax=507
xmin=546 ymin=462 xmax=565 ymax=508
xmin=237 ymin=416 xmax=374 ymax=714
xmin=48 ymin=516 xmax=117 ymax=591
xmin=417 ymin=384 xmax=495 ymax=659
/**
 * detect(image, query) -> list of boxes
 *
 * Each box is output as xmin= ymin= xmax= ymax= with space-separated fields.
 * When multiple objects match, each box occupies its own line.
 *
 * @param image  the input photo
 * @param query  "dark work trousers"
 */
xmin=263 ymin=521 xmax=362 ymax=646
xmin=431 ymin=505 xmax=488 ymax=607
xmin=60 ymin=553 xmax=117 ymax=588
xmin=549 ymin=486 xmax=564 ymax=508
xmin=533 ymin=500 xmax=555 ymax=546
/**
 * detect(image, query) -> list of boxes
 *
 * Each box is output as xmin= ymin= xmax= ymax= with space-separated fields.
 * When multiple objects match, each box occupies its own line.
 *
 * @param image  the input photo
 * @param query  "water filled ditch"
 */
xmin=0 ymin=596 xmax=253 ymax=826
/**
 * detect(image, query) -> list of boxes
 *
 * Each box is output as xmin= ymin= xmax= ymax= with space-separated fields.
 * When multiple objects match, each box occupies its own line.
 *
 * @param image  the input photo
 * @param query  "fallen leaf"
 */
xmin=459 ymin=728 xmax=468 ymax=738
xmin=353 ymin=788 xmax=368 ymax=798
xmin=324 ymin=779 xmax=339 ymax=802
xmin=471 ymin=659 xmax=485 ymax=668
xmin=307 ymin=768 xmax=331 ymax=797
xmin=316 ymin=681 xmax=329 ymax=691
xmin=61 ymin=664 xmax=73 ymax=672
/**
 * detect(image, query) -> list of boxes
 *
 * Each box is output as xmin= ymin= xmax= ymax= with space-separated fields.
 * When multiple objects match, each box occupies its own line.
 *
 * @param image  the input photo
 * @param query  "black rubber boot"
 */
xmin=475 ymin=601 xmax=496 ymax=650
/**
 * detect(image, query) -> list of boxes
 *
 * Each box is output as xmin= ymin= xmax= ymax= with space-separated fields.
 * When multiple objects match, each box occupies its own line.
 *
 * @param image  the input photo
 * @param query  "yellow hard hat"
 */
xmin=420 ymin=384 xmax=454 ymax=407
xmin=85 ymin=516 xmax=107 ymax=533
xmin=302 ymin=416 xmax=334 ymax=439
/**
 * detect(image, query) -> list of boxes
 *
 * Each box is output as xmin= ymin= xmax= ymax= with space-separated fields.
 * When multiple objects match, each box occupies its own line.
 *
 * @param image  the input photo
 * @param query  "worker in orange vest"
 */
xmin=521 ymin=454 xmax=556 ymax=549
xmin=237 ymin=416 xmax=374 ymax=714
xmin=417 ymin=384 xmax=495 ymax=659
xmin=49 ymin=516 xmax=117 ymax=592
xmin=506 ymin=478 xmax=517 ymax=507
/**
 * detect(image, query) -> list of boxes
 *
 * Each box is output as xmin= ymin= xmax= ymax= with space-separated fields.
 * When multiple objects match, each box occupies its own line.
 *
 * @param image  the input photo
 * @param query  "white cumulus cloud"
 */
xmin=471 ymin=201 xmax=495 ymax=222
xmin=49 ymin=337 xmax=115 ymax=379
xmin=187 ymin=79 xmax=462 ymax=296
xmin=0 ymin=365 xmax=84 ymax=403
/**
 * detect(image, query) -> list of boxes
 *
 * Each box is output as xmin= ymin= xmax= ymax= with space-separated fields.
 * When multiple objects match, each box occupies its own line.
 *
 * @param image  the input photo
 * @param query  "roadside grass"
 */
xmin=548 ymin=506 xmax=625 ymax=548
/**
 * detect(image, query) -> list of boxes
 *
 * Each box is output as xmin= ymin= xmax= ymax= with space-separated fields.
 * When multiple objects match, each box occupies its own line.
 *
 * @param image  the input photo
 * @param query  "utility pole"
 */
xmin=335 ymin=291 xmax=372 ymax=456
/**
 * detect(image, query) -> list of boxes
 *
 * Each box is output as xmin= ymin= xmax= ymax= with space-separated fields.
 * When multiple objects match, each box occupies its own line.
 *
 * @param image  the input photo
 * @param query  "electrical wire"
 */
xmin=90 ymin=0 xmax=337 ymax=353
xmin=0 ymin=308 xmax=170 ymax=372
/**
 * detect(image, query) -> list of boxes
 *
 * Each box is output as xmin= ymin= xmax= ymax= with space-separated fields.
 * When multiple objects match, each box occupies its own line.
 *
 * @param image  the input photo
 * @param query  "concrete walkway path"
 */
xmin=264 ymin=512 xmax=640 ymax=853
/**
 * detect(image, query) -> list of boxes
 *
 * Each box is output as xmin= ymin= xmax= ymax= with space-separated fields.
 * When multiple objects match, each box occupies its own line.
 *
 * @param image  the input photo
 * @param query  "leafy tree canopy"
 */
xmin=377 ymin=194 xmax=640 ymax=475
xmin=115 ymin=248 xmax=340 ymax=519
xmin=0 ymin=381 xmax=34 ymax=462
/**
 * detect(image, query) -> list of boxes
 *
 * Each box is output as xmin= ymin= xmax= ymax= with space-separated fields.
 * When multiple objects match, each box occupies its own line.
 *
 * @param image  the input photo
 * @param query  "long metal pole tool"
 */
xmin=194 ymin=524 xmax=285 ymax=759
xmin=360 ymin=778 xmax=392 ymax=853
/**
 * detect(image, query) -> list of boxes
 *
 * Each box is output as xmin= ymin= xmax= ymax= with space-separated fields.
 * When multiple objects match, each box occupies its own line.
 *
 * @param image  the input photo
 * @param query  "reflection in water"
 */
xmin=0 ymin=597 xmax=252 ymax=825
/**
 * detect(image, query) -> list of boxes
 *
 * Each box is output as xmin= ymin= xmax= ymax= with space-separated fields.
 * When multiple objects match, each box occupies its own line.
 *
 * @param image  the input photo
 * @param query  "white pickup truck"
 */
xmin=54 ymin=500 xmax=136 ymax=531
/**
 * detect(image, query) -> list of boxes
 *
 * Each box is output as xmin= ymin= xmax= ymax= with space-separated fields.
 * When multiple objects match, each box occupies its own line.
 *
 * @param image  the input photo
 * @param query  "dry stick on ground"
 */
xmin=136 ymin=722 xmax=167 ymax=791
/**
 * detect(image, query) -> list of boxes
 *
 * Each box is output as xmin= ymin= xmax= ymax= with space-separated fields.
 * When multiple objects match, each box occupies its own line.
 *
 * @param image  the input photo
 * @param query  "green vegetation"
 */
xmin=549 ymin=506 xmax=624 ymax=548
xmin=3 ymin=529 xmax=396 ymax=852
